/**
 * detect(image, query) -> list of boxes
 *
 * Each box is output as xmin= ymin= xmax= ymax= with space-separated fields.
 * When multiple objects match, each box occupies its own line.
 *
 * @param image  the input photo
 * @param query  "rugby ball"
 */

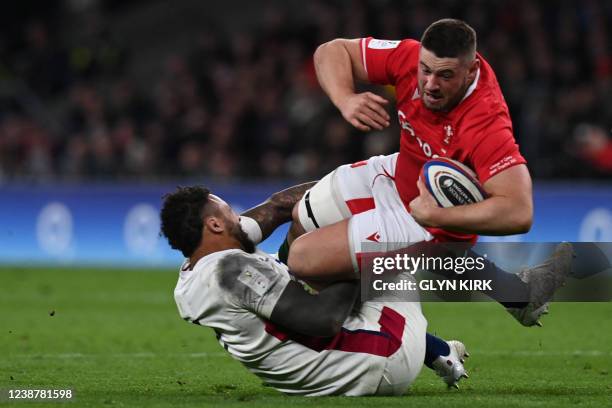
xmin=421 ymin=158 xmax=487 ymax=208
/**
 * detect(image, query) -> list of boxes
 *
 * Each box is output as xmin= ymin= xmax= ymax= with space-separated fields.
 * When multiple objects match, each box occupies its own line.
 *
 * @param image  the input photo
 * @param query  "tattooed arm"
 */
xmin=241 ymin=181 xmax=317 ymax=241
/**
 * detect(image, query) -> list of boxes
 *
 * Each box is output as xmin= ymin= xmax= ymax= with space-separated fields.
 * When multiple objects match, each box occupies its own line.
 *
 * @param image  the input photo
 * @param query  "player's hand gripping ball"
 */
xmin=410 ymin=158 xmax=487 ymax=227
xmin=420 ymin=158 xmax=487 ymax=208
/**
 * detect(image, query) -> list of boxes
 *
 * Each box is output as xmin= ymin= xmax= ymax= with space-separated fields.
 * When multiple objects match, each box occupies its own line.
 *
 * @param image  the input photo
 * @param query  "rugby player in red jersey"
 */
xmin=270 ymin=19 xmax=571 ymax=327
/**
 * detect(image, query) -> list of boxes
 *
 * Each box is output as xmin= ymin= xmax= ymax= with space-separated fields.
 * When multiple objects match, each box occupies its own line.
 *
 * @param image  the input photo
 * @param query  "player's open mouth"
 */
xmin=425 ymin=92 xmax=443 ymax=100
xmin=424 ymin=92 xmax=443 ymax=104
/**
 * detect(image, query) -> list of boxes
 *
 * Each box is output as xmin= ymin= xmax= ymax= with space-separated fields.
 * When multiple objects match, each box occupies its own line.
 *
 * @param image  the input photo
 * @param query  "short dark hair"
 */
xmin=420 ymin=19 xmax=477 ymax=59
xmin=160 ymin=186 xmax=211 ymax=258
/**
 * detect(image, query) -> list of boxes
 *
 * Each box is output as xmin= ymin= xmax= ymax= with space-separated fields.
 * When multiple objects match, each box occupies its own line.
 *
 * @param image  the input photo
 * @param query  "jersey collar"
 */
xmin=460 ymin=67 xmax=480 ymax=103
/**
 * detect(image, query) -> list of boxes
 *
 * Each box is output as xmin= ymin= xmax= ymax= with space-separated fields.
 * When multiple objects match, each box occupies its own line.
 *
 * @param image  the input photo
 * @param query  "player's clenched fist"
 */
xmin=338 ymin=92 xmax=391 ymax=132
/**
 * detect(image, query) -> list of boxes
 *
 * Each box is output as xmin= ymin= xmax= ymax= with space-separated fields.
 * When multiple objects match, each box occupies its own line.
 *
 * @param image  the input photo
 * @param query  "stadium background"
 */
xmin=0 ymin=0 xmax=610 ymax=266
xmin=1 ymin=1 xmax=611 ymax=406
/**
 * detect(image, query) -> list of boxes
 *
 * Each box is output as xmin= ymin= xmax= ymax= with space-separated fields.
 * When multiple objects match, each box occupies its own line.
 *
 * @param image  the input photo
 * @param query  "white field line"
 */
xmin=9 ymin=350 xmax=612 ymax=359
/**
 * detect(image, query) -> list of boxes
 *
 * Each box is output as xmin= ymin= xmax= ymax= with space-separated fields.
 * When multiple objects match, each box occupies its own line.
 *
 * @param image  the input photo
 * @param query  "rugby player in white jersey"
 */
xmin=160 ymin=184 xmax=469 ymax=396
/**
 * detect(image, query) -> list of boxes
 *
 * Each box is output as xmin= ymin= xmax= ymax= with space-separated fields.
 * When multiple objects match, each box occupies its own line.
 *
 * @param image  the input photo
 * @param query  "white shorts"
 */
xmin=372 ymin=299 xmax=427 ymax=396
xmin=297 ymin=153 xmax=433 ymax=273
xmin=332 ymin=297 xmax=427 ymax=396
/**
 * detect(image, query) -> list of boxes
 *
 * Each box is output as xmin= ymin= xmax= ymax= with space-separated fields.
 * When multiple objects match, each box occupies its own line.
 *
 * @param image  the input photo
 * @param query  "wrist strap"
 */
xmin=240 ymin=216 xmax=263 ymax=244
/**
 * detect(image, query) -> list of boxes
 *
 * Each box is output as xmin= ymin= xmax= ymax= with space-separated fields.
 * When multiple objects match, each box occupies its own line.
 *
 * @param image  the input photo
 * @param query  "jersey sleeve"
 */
xmin=467 ymin=111 xmax=527 ymax=184
xmin=360 ymin=37 xmax=420 ymax=85
xmin=215 ymin=253 xmax=291 ymax=319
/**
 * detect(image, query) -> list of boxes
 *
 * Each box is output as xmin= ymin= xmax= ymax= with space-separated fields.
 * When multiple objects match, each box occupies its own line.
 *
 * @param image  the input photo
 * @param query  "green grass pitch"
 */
xmin=1 ymin=266 xmax=611 ymax=407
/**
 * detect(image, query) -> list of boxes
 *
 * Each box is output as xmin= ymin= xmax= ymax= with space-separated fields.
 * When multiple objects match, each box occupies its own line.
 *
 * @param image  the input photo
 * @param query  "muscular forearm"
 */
xmin=270 ymin=280 xmax=359 ymax=337
xmin=432 ymin=196 xmax=533 ymax=235
xmin=411 ymin=165 xmax=533 ymax=235
xmin=314 ymin=39 xmax=389 ymax=132
xmin=242 ymin=181 xmax=317 ymax=241
xmin=314 ymin=40 xmax=357 ymax=108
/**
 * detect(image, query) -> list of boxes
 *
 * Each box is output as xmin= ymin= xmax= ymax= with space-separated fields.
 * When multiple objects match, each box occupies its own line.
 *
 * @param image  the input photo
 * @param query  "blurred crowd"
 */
xmin=0 ymin=0 xmax=611 ymax=183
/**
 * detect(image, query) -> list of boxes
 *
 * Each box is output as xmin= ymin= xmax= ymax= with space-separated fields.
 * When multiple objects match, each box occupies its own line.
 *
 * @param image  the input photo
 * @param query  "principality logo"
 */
xmin=398 ymin=110 xmax=439 ymax=159
xmin=443 ymin=124 xmax=454 ymax=145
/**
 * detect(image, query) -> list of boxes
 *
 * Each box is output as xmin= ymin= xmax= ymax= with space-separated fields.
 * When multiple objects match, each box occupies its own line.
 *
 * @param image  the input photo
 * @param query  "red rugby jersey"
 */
xmin=360 ymin=37 xmax=527 ymax=242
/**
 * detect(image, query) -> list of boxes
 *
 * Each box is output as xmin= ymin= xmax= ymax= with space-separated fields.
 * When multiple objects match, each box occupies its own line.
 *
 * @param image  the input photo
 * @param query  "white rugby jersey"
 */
xmin=174 ymin=249 xmax=413 ymax=396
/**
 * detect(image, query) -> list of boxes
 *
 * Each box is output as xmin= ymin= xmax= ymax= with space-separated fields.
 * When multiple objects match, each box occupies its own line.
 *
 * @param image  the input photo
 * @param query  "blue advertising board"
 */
xmin=0 ymin=182 xmax=610 ymax=267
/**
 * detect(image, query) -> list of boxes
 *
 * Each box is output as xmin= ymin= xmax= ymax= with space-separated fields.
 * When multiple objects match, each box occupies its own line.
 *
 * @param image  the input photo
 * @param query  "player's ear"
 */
xmin=467 ymin=58 xmax=479 ymax=80
xmin=204 ymin=216 xmax=225 ymax=234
